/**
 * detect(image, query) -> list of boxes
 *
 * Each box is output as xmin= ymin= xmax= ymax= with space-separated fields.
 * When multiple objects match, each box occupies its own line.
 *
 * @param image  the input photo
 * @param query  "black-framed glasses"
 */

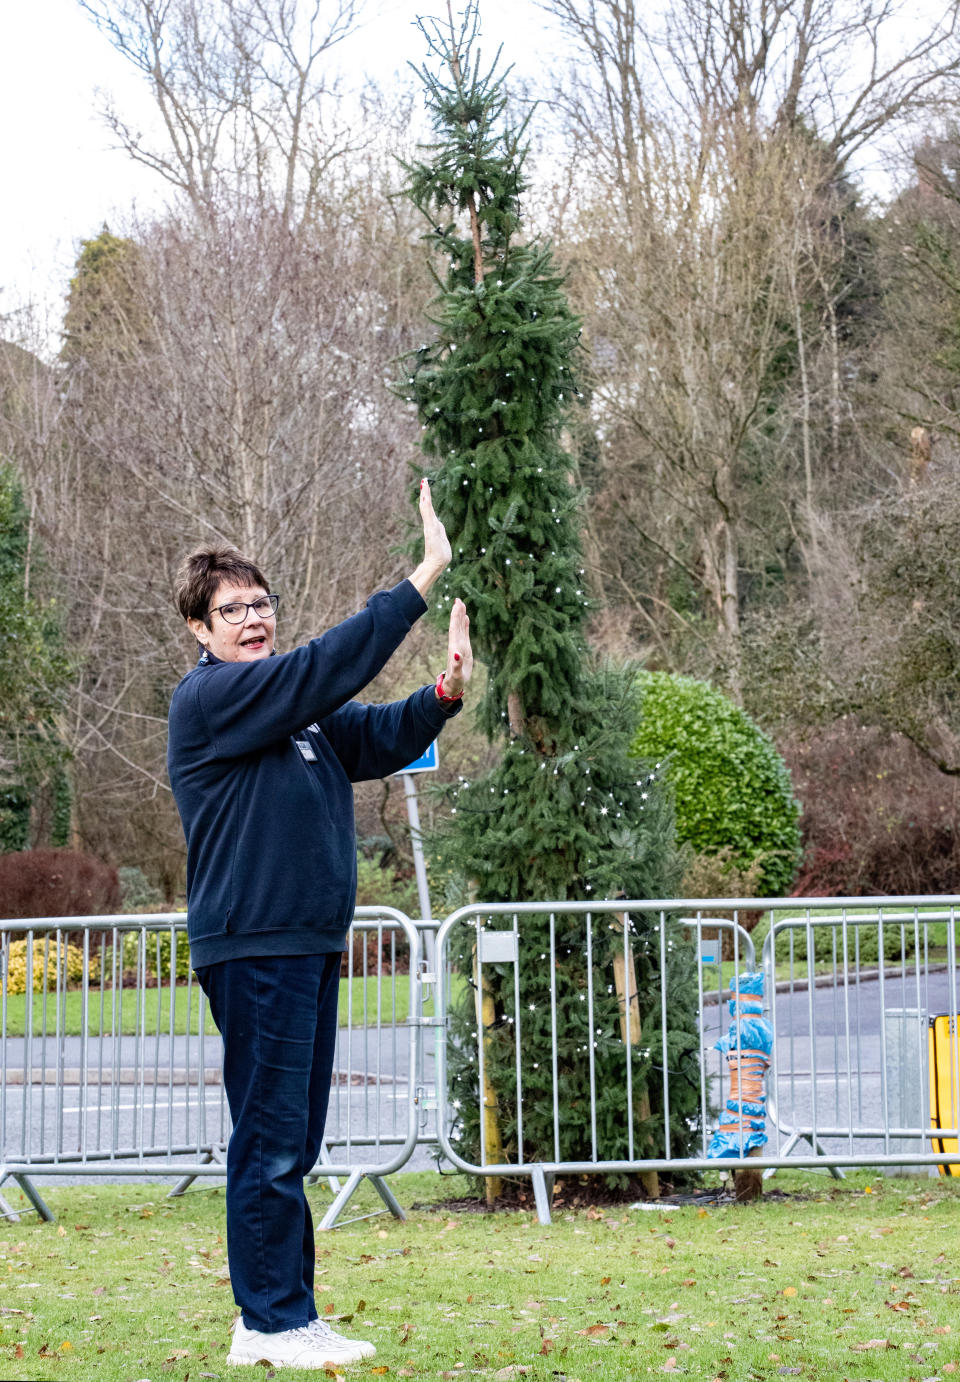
xmin=207 ymin=594 xmax=280 ymax=624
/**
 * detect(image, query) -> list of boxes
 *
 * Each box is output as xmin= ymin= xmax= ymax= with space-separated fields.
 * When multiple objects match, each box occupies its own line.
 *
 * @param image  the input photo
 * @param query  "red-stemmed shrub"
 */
xmin=780 ymin=721 xmax=960 ymax=896
xmin=0 ymin=848 xmax=121 ymax=919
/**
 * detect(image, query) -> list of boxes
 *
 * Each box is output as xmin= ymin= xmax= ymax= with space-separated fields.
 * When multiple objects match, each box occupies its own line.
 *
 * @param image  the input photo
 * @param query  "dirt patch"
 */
xmin=412 ymin=1179 xmax=817 ymax=1214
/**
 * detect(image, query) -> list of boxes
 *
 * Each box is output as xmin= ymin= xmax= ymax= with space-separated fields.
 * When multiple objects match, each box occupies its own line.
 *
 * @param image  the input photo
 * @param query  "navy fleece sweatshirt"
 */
xmin=167 ymin=579 xmax=460 ymax=967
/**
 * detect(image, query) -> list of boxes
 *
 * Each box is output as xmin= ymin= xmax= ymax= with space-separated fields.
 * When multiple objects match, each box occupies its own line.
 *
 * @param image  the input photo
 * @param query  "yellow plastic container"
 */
xmin=928 ymin=1013 xmax=960 ymax=1177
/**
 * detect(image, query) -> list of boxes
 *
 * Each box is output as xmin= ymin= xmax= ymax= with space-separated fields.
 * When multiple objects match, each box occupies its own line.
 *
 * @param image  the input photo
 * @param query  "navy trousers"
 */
xmin=195 ymin=951 xmax=341 ymax=1333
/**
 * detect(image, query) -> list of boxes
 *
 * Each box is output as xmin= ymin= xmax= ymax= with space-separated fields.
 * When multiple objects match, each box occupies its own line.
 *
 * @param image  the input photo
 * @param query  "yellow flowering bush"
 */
xmin=3 ymin=938 xmax=99 ymax=994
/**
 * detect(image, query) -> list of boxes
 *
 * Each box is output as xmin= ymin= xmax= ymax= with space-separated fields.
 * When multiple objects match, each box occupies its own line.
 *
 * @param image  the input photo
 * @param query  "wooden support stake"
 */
xmin=474 ymin=946 xmax=504 ymax=1204
xmin=613 ymin=914 xmax=659 ymax=1201
xmin=734 ymin=1147 xmax=764 ymax=1202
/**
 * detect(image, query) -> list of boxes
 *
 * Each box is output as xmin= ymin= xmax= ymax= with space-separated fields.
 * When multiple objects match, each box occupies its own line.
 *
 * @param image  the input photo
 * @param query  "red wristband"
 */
xmin=436 ymin=672 xmax=463 ymax=704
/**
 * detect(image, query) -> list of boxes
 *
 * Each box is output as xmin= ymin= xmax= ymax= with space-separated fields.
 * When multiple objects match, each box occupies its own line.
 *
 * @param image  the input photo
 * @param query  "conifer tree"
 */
xmin=0 ymin=464 xmax=72 ymax=850
xmin=402 ymin=3 xmax=702 ymax=1184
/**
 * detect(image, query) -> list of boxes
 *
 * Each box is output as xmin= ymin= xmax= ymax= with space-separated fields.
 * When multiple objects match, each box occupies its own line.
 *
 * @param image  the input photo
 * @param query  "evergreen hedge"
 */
xmin=630 ymin=672 xmax=802 ymax=897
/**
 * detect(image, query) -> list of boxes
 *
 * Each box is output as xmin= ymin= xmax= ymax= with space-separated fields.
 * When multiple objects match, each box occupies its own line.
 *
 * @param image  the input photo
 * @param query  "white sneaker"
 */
xmin=227 ymin=1316 xmax=373 ymax=1368
xmin=307 ymin=1317 xmax=376 ymax=1360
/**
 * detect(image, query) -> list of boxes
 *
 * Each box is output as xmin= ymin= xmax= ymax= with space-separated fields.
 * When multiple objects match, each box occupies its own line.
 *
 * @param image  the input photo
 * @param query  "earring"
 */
xmin=199 ymin=645 xmax=209 ymax=664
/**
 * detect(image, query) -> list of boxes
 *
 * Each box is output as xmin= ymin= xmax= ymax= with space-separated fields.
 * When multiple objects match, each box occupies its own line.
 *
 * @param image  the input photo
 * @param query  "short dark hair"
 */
xmin=175 ymin=545 xmax=270 ymax=624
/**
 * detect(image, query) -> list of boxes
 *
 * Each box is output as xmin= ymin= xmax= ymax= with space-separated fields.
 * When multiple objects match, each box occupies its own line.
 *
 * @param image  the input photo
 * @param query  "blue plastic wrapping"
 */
xmin=725 ymin=1100 xmax=766 ymax=1117
xmin=708 ymin=969 xmax=774 ymax=1159
xmin=715 ymin=1017 xmax=774 ymax=1055
xmin=730 ymin=972 xmax=764 ymax=997
xmin=728 ymin=998 xmax=764 ymax=1016
xmin=707 ymin=1128 xmax=768 ymax=1157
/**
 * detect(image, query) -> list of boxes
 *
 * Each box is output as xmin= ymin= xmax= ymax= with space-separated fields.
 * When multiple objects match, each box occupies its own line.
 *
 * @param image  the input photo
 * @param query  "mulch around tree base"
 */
xmin=411 ymin=1176 xmax=814 ymax=1214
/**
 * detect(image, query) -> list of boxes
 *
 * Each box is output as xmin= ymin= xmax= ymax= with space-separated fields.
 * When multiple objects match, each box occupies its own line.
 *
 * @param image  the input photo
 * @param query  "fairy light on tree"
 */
xmin=400 ymin=0 xmax=702 ymax=1195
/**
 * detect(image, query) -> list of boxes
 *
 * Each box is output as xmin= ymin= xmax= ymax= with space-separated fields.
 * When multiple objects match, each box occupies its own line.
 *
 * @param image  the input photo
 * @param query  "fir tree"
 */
xmin=0 ymin=464 xmax=73 ymax=850
xmin=401 ymin=4 xmax=703 ymax=1186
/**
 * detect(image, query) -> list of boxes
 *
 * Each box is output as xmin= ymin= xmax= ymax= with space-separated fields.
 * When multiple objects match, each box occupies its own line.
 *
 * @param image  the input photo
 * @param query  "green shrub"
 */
xmin=3 ymin=936 xmax=99 ymax=993
xmin=750 ymin=909 xmax=916 ymax=967
xmin=630 ymin=672 xmax=802 ymax=897
xmin=353 ymin=850 xmax=420 ymax=918
xmin=121 ymin=927 xmax=191 ymax=981
xmin=118 ymin=866 xmax=164 ymax=912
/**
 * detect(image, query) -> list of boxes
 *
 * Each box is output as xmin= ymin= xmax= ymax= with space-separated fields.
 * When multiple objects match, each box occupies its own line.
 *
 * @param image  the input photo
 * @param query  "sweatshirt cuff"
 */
xmin=392 ymin=579 xmax=429 ymax=622
xmin=419 ymin=682 xmax=463 ymax=725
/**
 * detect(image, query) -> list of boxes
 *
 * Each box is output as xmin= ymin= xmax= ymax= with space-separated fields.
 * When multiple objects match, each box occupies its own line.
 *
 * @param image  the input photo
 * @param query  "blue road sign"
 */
xmin=396 ymin=740 xmax=438 ymax=775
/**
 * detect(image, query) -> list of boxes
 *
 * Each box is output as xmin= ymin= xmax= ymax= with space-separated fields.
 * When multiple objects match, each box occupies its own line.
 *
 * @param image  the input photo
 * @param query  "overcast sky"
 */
xmin=0 ymin=0 xmax=563 ymax=329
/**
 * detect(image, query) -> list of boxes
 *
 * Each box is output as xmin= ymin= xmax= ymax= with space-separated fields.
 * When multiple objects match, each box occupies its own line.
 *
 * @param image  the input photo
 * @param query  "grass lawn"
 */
xmin=1 ymin=975 xmax=452 ymax=1040
xmin=1 ymin=1169 xmax=958 ymax=1380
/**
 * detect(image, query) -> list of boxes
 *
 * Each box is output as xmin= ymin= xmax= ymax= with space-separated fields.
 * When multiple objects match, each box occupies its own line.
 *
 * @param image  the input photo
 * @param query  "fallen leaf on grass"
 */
xmin=370 ymin=1368 xmax=390 ymax=1376
xmin=932 ymin=1325 xmax=953 ymax=1334
xmin=943 ymin=1363 xmax=958 ymax=1374
xmin=539 ymin=1337 xmax=555 ymax=1355
xmin=14 ymin=1345 xmax=23 ymax=1360
xmin=398 ymin=1322 xmax=414 ymax=1345
xmin=782 ymin=1287 xmax=798 ymax=1298
xmin=165 ymin=1350 xmax=190 ymax=1362
xmin=600 ymin=1276 xmax=611 ymax=1286
xmin=662 ymin=1358 xmax=678 ymax=1372
xmin=850 ymin=1339 xmax=894 ymax=1351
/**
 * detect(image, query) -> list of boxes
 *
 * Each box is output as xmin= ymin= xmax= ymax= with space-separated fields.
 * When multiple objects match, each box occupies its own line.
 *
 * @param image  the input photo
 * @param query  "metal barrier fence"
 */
xmin=3 ymin=897 xmax=958 ymax=1227
xmin=0 ymin=908 xmax=423 ymax=1227
xmin=433 ymin=898 xmax=960 ymax=1220
xmin=762 ymin=903 xmax=960 ymax=1178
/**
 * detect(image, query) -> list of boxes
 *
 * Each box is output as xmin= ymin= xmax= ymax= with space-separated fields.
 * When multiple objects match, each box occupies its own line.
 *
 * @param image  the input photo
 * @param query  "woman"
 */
xmin=167 ymin=480 xmax=471 ymax=1370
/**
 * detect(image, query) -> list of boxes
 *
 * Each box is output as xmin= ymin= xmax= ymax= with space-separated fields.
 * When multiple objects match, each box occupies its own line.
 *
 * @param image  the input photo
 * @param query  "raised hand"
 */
xmin=441 ymin=597 xmax=473 ymax=699
xmin=409 ymin=478 xmax=451 ymax=597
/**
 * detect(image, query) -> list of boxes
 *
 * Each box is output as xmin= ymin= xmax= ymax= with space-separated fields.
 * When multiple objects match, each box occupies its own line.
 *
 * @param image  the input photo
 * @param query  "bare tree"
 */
xmin=542 ymin=0 xmax=960 ymax=169
xmin=535 ymin=0 xmax=942 ymax=695
xmin=1 ymin=74 xmax=439 ymax=887
xmin=80 ymin=0 xmax=367 ymax=226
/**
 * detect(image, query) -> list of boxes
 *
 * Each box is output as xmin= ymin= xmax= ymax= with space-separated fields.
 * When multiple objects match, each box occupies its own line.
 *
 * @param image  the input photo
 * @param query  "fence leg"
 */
xmin=0 ymin=1173 xmax=54 ymax=1224
xmin=168 ymin=1145 xmax=227 ymax=1198
xmin=368 ymin=1176 xmax=405 ymax=1222
xmin=530 ymin=1167 xmax=553 ymax=1226
xmin=762 ymin=1131 xmax=844 ymax=1182
xmin=316 ymin=1168 xmax=406 ymax=1231
xmin=317 ymin=1168 xmax=364 ymax=1230
xmin=306 ymin=1140 xmax=342 ymax=1196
